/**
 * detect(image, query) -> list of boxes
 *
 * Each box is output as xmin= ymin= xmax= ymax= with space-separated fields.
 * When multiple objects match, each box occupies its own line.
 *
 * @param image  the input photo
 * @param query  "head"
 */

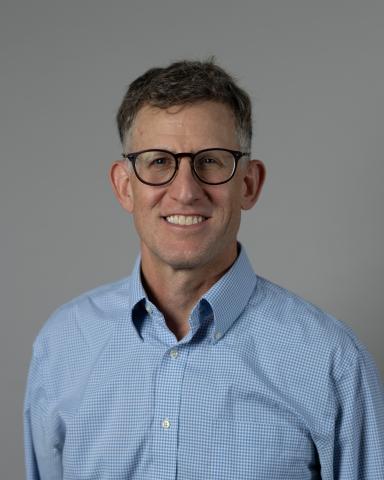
xmin=110 ymin=59 xmax=265 ymax=277
xmin=116 ymin=58 xmax=252 ymax=153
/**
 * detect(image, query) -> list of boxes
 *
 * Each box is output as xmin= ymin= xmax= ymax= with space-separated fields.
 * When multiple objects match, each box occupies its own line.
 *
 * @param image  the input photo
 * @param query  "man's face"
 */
xmin=111 ymin=101 xmax=264 ymax=274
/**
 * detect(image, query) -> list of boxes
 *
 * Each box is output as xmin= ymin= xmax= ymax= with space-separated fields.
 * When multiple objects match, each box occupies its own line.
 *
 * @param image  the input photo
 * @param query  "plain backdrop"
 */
xmin=1 ymin=0 xmax=383 ymax=477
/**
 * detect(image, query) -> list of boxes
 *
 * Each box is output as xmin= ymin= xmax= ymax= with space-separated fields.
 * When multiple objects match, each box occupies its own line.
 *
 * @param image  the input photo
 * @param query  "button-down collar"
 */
xmin=202 ymin=246 xmax=257 ymax=342
xmin=128 ymin=244 xmax=257 ymax=343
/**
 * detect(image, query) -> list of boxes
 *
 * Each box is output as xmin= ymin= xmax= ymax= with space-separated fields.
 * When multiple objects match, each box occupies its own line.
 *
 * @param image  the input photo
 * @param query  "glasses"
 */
xmin=122 ymin=148 xmax=249 ymax=186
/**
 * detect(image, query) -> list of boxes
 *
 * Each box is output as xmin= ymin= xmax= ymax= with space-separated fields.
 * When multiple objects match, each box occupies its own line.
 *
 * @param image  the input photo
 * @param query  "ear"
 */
xmin=240 ymin=159 xmax=266 ymax=210
xmin=109 ymin=160 xmax=134 ymax=213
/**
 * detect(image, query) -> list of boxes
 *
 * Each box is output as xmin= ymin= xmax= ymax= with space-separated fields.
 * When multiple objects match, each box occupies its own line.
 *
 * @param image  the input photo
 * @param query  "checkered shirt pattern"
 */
xmin=24 ymin=247 xmax=384 ymax=479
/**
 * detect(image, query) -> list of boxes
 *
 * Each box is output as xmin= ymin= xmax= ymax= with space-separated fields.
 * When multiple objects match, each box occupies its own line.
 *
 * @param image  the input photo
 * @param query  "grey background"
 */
xmin=1 ymin=0 xmax=383 ymax=477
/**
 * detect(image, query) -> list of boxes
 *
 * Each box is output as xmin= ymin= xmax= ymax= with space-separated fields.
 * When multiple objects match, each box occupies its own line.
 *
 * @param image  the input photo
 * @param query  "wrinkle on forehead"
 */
xmin=127 ymin=101 xmax=238 ymax=152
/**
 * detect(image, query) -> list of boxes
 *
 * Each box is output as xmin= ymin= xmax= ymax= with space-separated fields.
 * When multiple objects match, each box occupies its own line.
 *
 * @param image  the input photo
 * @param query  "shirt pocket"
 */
xmin=208 ymin=420 xmax=319 ymax=480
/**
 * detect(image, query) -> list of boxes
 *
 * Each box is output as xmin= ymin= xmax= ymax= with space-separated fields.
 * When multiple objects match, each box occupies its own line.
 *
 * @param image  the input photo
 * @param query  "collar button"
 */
xmin=214 ymin=331 xmax=222 ymax=341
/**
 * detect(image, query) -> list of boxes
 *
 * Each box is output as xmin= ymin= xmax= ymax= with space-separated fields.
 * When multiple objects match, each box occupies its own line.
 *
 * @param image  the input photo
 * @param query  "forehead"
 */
xmin=128 ymin=101 xmax=238 ymax=151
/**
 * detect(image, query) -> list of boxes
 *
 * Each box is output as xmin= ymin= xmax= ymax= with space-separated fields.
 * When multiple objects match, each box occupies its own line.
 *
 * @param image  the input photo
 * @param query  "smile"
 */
xmin=165 ymin=215 xmax=207 ymax=225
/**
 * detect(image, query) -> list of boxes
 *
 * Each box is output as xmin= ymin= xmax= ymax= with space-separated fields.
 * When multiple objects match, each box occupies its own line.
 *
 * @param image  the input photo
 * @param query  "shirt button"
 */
xmin=162 ymin=418 xmax=171 ymax=430
xmin=145 ymin=303 xmax=152 ymax=314
xmin=214 ymin=331 xmax=222 ymax=340
xmin=170 ymin=349 xmax=179 ymax=359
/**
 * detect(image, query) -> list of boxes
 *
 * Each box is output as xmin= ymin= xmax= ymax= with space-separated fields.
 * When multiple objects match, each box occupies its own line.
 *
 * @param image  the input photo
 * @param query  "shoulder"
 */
xmin=32 ymin=275 xmax=133 ymax=366
xmin=26 ymin=275 xmax=137 ymax=414
xmin=229 ymin=275 xmax=384 ymax=424
xmin=243 ymin=275 xmax=370 ymax=378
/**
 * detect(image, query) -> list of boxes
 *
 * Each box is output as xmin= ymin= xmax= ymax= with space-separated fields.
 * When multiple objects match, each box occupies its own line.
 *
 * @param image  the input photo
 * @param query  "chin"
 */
xmin=157 ymin=248 xmax=214 ymax=271
xmin=162 ymin=255 xmax=208 ymax=271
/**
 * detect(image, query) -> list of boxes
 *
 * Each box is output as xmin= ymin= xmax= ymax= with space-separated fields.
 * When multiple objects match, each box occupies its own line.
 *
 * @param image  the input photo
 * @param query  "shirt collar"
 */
xmin=129 ymin=255 xmax=148 ymax=309
xmin=128 ymin=244 xmax=257 ymax=342
xmin=202 ymin=245 xmax=257 ymax=342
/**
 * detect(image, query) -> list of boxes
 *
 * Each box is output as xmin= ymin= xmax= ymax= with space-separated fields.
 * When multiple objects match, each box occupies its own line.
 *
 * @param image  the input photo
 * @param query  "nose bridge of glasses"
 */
xmin=173 ymin=152 xmax=196 ymax=175
xmin=174 ymin=152 xmax=194 ymax=164
xmin=170 ymin=152 xmax=206 ymax=190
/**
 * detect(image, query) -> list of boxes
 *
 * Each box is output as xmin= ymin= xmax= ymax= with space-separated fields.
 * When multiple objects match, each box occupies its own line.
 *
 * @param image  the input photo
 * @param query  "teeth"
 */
xmin=166 ymin=215 xmax=205 ymax=225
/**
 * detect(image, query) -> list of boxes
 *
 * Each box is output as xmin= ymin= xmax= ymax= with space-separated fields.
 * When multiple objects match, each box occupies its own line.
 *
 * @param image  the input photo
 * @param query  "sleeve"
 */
xmin=23 ymin=338 xmax=63 ymax=480
xmin=334 ymin=347 xmax=384 ymax=479
xmin=24 ymin=374 xmax=41 ymax=480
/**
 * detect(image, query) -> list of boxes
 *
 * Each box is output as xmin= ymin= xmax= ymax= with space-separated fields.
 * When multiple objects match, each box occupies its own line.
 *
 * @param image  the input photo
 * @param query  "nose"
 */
xmin=167 ymin=156 xmax=203 ymax=204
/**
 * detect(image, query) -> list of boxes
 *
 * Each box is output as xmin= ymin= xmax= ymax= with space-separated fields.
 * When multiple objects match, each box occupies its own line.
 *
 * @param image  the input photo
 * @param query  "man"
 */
xmin=24 ymin=60 xmax=384 ymax=479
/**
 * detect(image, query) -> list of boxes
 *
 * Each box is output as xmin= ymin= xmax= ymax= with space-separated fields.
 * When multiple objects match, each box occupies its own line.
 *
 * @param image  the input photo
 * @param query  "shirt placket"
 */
xmin=145 ymin=307 xmax=191 ymax=480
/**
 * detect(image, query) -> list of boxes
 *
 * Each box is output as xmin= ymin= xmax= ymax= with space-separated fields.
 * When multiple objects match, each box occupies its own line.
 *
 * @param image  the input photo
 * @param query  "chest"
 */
xmin=56 ymin=340 xmax=322 ymax=479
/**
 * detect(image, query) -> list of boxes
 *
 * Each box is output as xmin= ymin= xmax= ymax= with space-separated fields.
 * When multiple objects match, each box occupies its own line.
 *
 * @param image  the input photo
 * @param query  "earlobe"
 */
xmin=240 ymin=160 xmax=266 ymax=210
xmin=109 ymin=161 xmax=134 ymax=213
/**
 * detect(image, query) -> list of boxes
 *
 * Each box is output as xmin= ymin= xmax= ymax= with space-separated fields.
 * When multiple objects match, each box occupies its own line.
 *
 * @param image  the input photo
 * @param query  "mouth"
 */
xmin=164 ymin=214 xmax=208 ymax=226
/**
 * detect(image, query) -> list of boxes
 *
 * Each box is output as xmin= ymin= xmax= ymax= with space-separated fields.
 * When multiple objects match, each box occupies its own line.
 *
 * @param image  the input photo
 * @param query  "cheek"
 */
xmin=210 ymin=195 xmax=241 ymax=232
xmin=130 ymin=184 xmax=166 ymax=214
xmin=216 ymin=187 xmax=242 ymax=216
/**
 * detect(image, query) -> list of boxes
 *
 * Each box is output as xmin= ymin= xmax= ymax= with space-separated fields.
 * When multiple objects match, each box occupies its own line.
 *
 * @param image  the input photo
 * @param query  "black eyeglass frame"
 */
xmin=121 ymin=148 xmax=249 ymax=186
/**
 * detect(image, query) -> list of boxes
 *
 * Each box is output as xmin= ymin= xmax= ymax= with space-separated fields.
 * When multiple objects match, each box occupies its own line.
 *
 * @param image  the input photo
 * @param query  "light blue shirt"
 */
xmin=24 ymin=246 xmax=384 ymax=479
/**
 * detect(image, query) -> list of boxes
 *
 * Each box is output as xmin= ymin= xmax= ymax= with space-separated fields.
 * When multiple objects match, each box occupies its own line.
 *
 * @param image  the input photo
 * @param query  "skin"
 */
xmin=110 ymin=101 xmax=265 ymax=340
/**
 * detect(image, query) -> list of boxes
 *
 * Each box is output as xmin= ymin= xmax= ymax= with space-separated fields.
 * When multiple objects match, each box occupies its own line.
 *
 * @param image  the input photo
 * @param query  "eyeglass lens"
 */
xmin=134 ymin=149 xmax=236 ymax=185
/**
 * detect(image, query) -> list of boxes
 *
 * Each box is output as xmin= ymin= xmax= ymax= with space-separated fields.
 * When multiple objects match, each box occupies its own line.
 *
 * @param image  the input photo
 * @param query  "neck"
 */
xmin=140 ymin=246 xmax=238 ymax=340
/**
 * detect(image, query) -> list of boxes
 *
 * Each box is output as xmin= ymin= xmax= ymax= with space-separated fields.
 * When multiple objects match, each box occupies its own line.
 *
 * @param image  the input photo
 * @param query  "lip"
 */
xmin=162 ymin=213 xmax=210 ymax=218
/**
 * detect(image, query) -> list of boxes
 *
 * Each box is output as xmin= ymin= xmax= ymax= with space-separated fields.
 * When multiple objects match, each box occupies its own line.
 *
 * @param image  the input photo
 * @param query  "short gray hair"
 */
xmin=116 ymin=58 xmax=252 ymax=152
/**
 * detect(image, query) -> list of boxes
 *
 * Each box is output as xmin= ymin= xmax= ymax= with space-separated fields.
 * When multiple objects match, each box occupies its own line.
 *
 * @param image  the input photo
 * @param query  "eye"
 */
xmin=202 ymin=157 xmax=217 ymax=164
xmin=195 ymin=154 xmax=223 ymax=168
xmin=149 ymin=156 xmax=174 ymax=169
xmin=152 ymin=157 xmax=167 ymax=165
xmin=142 ymin=153 xmax=174 ymax=169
